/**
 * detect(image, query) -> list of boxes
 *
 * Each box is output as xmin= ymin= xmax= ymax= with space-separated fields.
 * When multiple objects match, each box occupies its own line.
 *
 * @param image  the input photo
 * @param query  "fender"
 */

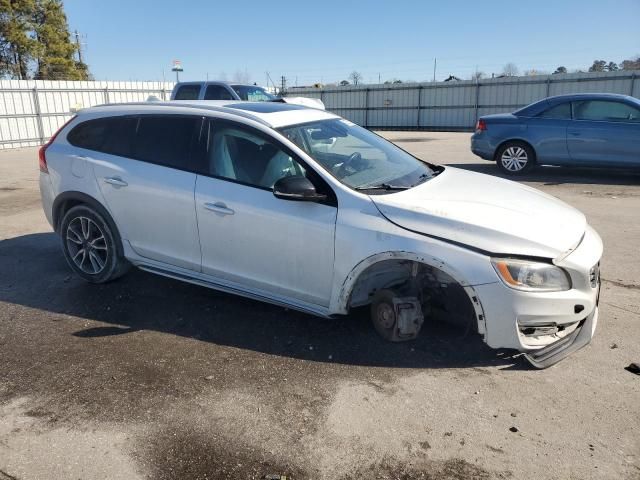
xmin=51 ymin=190 xmax=125 ymax=257
xmin=330 ymin=250 xmax=487 ymax=335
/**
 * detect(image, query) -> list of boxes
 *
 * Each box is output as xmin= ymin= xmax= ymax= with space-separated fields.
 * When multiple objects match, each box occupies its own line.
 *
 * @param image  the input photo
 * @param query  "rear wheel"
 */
xmin=60 ymin=205 xmax=129 ymax=283
xmin=496 ymin=141 xmax=535 ymax=175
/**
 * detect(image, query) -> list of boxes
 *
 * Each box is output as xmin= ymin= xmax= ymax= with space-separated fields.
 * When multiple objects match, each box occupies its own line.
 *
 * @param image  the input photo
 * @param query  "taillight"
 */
xmin=475 ymin=119 xmax=487 ymax=132
xmin=38 ymin=115 xmax=76 ymax=173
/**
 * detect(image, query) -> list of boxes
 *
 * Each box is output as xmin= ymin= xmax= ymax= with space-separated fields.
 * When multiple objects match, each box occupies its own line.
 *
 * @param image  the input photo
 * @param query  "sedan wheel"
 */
xmin=496 ymin=142 xmax=535 ymax=175
xmin=501 ymin=146 xmax=528 ymax=172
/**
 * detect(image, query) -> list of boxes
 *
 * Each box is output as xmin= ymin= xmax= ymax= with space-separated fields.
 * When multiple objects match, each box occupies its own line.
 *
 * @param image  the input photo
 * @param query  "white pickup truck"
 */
xmin=170 ymin=81 xmax=325 ymax=109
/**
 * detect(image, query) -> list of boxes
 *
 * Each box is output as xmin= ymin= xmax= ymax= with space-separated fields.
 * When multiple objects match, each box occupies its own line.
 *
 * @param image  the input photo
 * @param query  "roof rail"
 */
xmin=87 ymin=101 xmax=272 ymax=127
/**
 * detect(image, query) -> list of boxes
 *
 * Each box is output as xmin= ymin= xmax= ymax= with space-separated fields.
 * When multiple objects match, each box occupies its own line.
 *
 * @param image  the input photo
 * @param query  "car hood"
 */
xmin=370 ymin=167 xmax=586 ymax=259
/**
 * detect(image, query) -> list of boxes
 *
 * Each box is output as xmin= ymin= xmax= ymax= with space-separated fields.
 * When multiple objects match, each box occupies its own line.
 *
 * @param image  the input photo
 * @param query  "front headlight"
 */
xmin=491 ymin=258 xmax=572 ymax=292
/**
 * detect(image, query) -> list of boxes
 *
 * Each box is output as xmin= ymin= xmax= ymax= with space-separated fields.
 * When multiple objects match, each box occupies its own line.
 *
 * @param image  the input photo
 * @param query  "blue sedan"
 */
xmin=471 ymin=93 xmax=640 ymax=175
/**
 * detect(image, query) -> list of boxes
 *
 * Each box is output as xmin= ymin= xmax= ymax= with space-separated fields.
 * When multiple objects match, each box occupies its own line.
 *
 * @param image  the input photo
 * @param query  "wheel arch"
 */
xmin=52 ymin=191 xmax=125 ymax=257
xmin=332 ymin=251 xmax=486 ymax=335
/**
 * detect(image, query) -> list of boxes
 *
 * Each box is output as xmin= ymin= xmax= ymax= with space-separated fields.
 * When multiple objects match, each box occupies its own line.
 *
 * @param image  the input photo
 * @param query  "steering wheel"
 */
xmin=337 ymin=152 xmax=362 ymax=177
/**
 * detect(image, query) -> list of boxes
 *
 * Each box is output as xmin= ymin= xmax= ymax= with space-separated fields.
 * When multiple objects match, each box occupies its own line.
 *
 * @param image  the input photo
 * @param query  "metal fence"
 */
xmin=287 ymin=70 xmax=640 ymax=130
xmin=1 ymin=72 xmax=639 ymax=150
xmin=0 ymin=80 xmax=174 ymax=149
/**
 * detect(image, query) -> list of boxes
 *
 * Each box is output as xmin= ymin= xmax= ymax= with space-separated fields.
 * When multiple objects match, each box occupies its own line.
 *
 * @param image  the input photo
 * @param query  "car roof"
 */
xmin=174 ymin=81 xmax=263 ymax=87
xmin=515 ymin=93 xmax=639 ymax=116
xmin=77 ymin=100 xmax=339 ymax=129
xmin=545 ymin=93 xmax=636 ymax=102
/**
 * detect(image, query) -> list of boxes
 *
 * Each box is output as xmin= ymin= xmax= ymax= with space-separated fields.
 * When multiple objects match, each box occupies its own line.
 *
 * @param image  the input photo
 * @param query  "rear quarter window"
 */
xmin=67 ymin=116 xmax=136 ymax=157
xmin=537 ymin=102 xmax=571 ymax=119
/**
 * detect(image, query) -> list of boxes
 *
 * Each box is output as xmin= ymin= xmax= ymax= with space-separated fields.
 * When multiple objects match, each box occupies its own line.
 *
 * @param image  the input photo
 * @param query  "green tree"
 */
xmin=553 ymin=66 xmax=567 ymax=74
xmin=588 ymin=60 xmax=607 ymax=72
xmin=33 ymin=0 xmax=88 ymax=80
xmin=606 ymin=61 xmax=619 ymax=72
xmin=0 ymin=0 xmax=39 ymax=79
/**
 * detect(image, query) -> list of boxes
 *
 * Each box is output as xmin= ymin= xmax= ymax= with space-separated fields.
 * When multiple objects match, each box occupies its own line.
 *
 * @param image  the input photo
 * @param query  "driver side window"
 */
xmin=207 ymin=121 xmax=306 ymax=189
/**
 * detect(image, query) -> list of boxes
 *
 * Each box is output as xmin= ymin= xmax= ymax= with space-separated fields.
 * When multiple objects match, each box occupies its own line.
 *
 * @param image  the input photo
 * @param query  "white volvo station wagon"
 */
xmin=39 ymin=101 xmax=602 ymax=368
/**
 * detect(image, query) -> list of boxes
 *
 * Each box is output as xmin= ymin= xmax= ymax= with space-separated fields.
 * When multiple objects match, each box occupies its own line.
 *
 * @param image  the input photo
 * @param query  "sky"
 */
xmin=63 ymin=0 xmax=640 ymax=87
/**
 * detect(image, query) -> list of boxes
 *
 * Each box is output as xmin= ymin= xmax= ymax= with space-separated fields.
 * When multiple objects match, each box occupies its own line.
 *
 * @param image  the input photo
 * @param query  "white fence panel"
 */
xmin=0 ymin=80 xmax=174 ymax=149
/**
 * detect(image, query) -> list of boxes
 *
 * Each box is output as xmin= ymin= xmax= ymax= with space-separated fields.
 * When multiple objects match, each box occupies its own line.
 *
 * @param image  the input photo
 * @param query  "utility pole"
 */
xmin=280 ymin=75 xmax=287 ymax=96
xmin=433 ymin=58 xmax=437 ymax=82
xmin=74 ymin=30 xmax=83 ymax=63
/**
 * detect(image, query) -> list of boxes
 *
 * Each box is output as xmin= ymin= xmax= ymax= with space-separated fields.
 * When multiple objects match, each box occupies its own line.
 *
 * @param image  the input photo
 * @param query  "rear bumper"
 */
xmin=39 ymin=172 xmax=55 ymax=229
xmin=470 ymin=134 xmax=495 ymax=160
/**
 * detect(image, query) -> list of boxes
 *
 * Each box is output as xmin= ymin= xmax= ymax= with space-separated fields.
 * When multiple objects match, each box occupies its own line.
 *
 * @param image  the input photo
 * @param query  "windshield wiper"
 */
xmin=355 ymin=183 xmax=409 ymax=191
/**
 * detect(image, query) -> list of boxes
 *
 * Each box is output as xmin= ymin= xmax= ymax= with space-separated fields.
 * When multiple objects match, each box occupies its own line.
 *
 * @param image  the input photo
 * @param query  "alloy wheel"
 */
xmin=66 ymin=216 xmax=108 ymax=275
xmin=500 ymin=146 xmax=529 ymax=172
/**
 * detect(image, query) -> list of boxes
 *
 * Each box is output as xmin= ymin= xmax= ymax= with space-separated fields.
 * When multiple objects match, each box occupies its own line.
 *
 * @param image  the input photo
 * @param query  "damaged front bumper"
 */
xmin=524 ymin=306 xmax=598 ymax=368
xmin=475 ymin=225 xmax=602 ymax=368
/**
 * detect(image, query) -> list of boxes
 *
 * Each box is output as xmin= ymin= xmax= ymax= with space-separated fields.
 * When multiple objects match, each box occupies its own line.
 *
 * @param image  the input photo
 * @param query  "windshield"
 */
xmin=279 ymin=119 xmax=436 ymax=192
xmin=231 ymin=85 xmax=277 ymax=101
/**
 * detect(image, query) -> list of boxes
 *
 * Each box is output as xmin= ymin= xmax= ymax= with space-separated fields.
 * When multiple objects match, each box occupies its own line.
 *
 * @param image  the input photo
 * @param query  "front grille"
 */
xmin=589 ymin=263 xmax=600 ymax=288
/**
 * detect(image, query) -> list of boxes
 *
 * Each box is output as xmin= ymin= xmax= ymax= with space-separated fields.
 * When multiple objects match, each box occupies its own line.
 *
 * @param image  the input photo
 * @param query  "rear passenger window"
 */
xmin=204 ymin=85 xmax=235 ymax=100
xmin=67 ymin=117 xmax=135 ymax=157
xmin=133 ymin=116 xmax=200 ymax=169
xmin=174 ymin=85 xmax=201 ymax=100
xmin=538 ymin=103 xmax=571 ymax=119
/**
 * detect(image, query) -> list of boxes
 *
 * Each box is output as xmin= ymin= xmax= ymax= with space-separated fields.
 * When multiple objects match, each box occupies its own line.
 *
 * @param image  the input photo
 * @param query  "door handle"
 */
xmin=103 ymin=176 xmax=128 ymax=187
xmin=204 ymin=202 xmax=235 ymax=216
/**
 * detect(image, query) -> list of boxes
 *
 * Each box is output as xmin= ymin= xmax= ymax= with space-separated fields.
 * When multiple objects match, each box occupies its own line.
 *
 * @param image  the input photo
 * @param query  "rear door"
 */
xmin=194 ymin=119 xmax=337 ymax=306
xmin=80 ymin=114 xmax=204 ymax=270
xmin=567 ymin=99 xmax=640 ymax=167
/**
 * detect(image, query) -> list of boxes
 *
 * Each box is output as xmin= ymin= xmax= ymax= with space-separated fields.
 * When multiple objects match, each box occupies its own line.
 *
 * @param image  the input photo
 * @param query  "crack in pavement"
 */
xmin=602 ymin=278 xmax=640 ymax=291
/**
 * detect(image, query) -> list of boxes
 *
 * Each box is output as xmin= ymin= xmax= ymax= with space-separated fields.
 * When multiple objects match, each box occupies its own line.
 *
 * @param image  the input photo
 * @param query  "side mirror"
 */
xmin=273 ymin=176 xmax=327 ymax=202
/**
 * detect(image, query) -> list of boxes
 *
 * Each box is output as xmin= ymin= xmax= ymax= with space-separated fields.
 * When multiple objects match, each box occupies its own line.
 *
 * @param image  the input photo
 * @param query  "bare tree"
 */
xmin=233 ymin=69 xmax=250 ymax=84
xmin=472 ymin=70 xmax=485 ymax=80
xmin=621 ymin=56 xmax=640 ymax=70
xmin=349 ymin=71 xmax=362 ymax=85
xmin=502 ymin=63 xmax=519 ymax=77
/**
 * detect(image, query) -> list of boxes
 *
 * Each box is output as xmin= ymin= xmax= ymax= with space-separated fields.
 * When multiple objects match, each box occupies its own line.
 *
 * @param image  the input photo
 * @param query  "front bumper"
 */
xmin=474 ymin=225 xmax=603 ymax=368
xmin=524 ymin=306 xmax=598 ymax=368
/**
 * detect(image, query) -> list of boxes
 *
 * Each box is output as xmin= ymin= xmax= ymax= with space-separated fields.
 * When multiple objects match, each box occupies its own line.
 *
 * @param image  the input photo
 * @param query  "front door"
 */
xmin=194 ymin=120 xmax=337 ymax=306
xmin=567 ymin=99 xmax=640 ymax=167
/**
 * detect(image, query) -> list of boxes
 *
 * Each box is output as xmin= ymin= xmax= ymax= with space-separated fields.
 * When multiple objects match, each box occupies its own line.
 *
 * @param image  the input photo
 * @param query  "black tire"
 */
xmin=495 ymin=141 xmax=535 ymax=175
xmin=60 ymin=204 xmax=130 ymax=283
